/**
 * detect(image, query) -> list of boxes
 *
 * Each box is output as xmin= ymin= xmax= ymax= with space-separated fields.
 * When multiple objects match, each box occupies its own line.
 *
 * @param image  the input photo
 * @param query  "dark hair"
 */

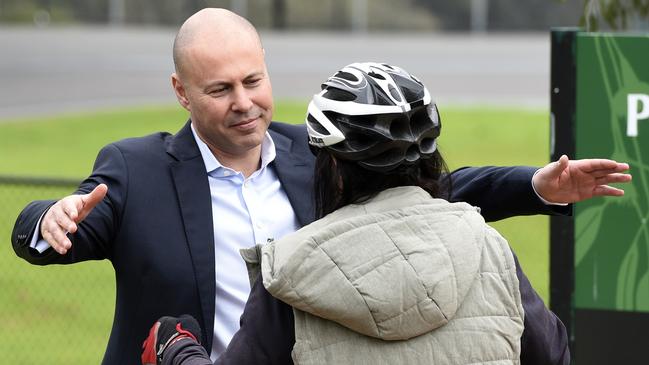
xmin=313 ymin=148 xmax=452 ymax=219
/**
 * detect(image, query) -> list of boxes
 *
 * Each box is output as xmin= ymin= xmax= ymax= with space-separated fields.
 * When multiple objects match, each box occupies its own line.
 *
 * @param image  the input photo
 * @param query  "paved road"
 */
xmin=0 ymin=26 xmax=550 ymax=120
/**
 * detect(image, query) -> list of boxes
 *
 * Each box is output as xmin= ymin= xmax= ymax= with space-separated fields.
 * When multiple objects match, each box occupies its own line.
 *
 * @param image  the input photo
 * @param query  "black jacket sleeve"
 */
xmin=450 ymin=166 xmax=571 ymax=222
xmin=215 ymin=274 xmax=295 ymax=364
xmin=162 ymin=339 xmax=213 ymax=365
xmin=11 ymin=199 xmax=57 ymax=264
xmin=164 ymin=275 xmax=295 ymax=365
xmin=514 ymin=253 xmax=571 ymax=365
xmin=11 ymin=143 xmax=127 ymax=265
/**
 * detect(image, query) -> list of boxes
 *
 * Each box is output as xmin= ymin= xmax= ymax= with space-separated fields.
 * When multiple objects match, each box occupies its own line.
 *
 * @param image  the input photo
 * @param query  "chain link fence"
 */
xmin=0 ymin=175 xmax=114 ymax=364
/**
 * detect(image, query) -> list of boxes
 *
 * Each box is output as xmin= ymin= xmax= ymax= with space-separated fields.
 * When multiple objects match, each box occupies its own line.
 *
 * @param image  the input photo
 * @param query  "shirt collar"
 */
xmin=190 ymin=123 xmax=276 ymax=175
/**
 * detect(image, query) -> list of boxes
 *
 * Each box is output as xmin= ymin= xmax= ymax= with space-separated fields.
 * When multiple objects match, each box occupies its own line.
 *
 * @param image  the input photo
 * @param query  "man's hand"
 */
xmin=39 ymin=184 xmax=108 ymax=255
xmin=532 ymin=155 xmax=632 ymax=204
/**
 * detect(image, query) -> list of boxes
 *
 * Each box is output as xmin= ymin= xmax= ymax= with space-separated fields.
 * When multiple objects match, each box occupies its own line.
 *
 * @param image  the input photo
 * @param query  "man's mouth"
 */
xmin=231 ymin=117 xmax=258 ymax=129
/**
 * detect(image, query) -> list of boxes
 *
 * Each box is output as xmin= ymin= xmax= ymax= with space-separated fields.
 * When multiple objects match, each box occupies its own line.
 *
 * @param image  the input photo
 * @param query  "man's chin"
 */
xmin=232 ymin=132 xmax=266 ymax=150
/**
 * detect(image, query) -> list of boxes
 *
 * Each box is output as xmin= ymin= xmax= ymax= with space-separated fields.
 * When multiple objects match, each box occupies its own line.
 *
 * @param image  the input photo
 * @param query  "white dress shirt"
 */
xmin=190 ymin=125 xmax=300 ymax=360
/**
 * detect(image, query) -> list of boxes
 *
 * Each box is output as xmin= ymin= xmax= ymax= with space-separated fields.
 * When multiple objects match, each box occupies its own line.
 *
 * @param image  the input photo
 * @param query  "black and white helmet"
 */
xmin=306 ymin=62 xmax=441 ymax=172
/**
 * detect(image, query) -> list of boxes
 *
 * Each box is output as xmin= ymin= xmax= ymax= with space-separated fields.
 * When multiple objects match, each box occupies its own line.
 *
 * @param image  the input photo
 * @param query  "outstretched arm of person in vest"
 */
xmin=513 ymin=253 xmax=571 ymax=365
xmin=215 ymin=273 xmax=295 ymax=364
xmin=152 ymin=275 xmax=295 ymax=365
xmin=142 ymin=315 xmax=210 ymax=365
xmin=161 ymin=340 xmax=212 ymax=365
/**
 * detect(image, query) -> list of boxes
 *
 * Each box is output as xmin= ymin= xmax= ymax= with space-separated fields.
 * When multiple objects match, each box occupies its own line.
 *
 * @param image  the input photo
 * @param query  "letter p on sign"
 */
xmin=627 ymin=94 xmax=649 ymax=137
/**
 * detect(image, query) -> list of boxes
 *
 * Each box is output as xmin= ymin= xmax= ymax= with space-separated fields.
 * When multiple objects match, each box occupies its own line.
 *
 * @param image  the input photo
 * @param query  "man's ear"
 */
xmin=171 ymin=73 xmax=190 ymax=111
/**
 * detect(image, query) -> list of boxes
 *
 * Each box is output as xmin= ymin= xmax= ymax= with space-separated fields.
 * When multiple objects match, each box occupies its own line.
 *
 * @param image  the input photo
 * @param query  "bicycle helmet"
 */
xmin=306 ymin=62 xmax=441 ymax=172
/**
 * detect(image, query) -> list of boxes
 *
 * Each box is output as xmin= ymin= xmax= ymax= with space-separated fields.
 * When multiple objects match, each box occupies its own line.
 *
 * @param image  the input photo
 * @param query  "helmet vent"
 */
xmin=405 ymin=145 xmax=420 ymax=162
xmin=343 ymin=114 xmax=377 ymax=129
xmin=368 ymin=71 xmax=385 ymax=80
xmin=419 ymin=138 xmax=437 ymax=154
xmin=410 ymin=107 xmax=432 ymax=137
xmin=389 ymin=116 xmax=412 ymax=140
xmin=334 ymin=71 xmax=359 ymax=82
xmin=388 ymin=85 xmax=402 ymax=102
xmin=323 ymin=88 xmax=357 ymax=102
xmin=342 ymin=131 xmax=375 ymax=150
xmin=307 ymin=114 xmax=330 ymax=135
xmin=401 ymin=85 xmax=424 ymax=103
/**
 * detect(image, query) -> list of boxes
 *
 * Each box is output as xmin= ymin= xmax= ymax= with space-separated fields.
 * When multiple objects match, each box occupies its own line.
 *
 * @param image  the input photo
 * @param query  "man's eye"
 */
xmin=210 ymin=87 xmax=228 ymax=95
xmin=246 ymin=79 xmax=261 ymax=86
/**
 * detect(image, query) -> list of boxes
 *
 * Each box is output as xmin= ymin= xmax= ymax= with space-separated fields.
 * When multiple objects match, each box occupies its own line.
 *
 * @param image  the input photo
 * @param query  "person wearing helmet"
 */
xmin=144 ymin=62 xmax=570 ymax=365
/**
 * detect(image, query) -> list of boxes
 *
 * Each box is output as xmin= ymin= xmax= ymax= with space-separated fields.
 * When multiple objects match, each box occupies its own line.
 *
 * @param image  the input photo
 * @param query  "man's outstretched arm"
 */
xmin=450 ymin=155 xmax=630 ymax=222
xmin=532 ymin=155 xmax=630 ymax=203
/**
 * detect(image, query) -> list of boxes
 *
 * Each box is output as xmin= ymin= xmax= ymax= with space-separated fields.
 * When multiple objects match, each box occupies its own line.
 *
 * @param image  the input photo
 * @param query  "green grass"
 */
xmin=0 ymin=102 xmax=309 ymax=177
xmin=0 ymin=102 xmax=551 ymax=364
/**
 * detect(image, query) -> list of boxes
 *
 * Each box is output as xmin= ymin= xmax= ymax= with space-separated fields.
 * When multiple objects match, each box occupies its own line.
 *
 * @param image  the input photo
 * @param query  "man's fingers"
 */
xmin=588 ymin=168 xmax=631 ymax=179
xmin=593 ymin=185 xmax=625 ymax=197
xmin=51 ymin=229 xmax=72 ymax=253
xmin=57 ymin=200 xmax=80 ymax=230
xmin=580 ymin=160 xmax=630 ymax=174
xmin=40 ymin=198 xmax=82 ymax=254
xmin=594 ymin=173 xmax=633 ymax=185
xmin=79 ymin=184 xmax=108 ymax=216
xmin=37 ymin=184 xmax=107 ymax=254
xmin=41 ymin=225 xmax=71 ymax=255
xmin=62 ymin=201 xmax=79 ymax=222
xmin=54 ymin=210 xmax=78 ymax=233
xmin=613 ymin=162 xmax=630 ymax=172
xmin=545 ymin=154 xmax=570 ymax=179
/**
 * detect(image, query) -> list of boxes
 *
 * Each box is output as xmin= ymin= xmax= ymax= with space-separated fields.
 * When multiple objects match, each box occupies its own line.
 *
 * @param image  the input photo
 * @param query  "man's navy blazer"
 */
xmin=11 ymin=121 xmax=560 ymax=364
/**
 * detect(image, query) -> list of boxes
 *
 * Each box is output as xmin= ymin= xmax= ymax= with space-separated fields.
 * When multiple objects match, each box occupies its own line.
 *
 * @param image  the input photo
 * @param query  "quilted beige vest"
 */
xmin=244 ymin=186 xmax=524 ymax=365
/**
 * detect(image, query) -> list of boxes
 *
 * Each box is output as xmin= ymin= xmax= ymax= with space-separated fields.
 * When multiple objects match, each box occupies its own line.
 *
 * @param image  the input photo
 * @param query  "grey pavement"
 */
xmin=0 ymin=26 xmax=550 ymax=121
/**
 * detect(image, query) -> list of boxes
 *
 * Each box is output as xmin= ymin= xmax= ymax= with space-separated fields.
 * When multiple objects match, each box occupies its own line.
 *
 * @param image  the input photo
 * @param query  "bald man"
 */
xmin=11 ymin=8 xmax=631 ymax=365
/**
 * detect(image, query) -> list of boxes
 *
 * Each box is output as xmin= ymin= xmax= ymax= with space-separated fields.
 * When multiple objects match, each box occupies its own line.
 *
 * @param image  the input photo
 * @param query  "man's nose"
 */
xmin=231 ymin=87 xmax=253 ymax=112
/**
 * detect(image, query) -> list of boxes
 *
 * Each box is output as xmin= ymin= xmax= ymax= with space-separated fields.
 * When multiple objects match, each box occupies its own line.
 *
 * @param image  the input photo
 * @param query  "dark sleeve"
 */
xmin=513 ymin=253 xmax=570 ymax=365
xmin=11 ymin=199 xmax=57 ymax=263
xmin=162 ymin=339 xmax=213 ymax=365
xmin=215 ymin=273 xmax=295 ymax=365
xmin=10 ymin=143 xmax=127 ymax=265
xmin=450 ymin=166 xmax=571 ymax=222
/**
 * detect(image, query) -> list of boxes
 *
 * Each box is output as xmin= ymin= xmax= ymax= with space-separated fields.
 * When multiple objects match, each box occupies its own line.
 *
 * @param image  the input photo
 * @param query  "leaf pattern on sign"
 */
xmin=575 ymin=34 xmax=649 ymax=311
xmin=575 ymin=204 xmax=604 ymax=266
xmin=636 ymin=272 xmax=649 ymax=311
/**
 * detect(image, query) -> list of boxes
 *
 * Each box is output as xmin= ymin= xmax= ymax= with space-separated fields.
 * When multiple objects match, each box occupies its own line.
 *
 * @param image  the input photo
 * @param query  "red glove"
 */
xmin=142 ymin=314 xmax=202 ymax=365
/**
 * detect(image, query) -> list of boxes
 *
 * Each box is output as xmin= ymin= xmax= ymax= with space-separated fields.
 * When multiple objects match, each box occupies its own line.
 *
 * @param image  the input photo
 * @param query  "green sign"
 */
xmin=551 ymin=29 xmax=649 ymax=364
xmin=574 ymin=33 xmax=649 ymax=312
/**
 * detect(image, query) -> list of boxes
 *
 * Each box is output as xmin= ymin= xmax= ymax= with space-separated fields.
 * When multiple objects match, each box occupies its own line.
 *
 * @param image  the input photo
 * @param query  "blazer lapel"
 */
xmin=167 ymin=121 xmax=216 ymax=351
xmin=270 ymin=130 xmax=316 ymax=226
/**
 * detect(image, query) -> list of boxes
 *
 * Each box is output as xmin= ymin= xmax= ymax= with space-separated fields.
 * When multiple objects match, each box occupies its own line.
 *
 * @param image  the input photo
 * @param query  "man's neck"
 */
xmin=210 ymin=146 xmax=262 ymax=178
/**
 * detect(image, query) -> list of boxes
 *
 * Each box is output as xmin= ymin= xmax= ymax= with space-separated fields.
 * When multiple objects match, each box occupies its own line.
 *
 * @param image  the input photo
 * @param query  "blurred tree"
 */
xmin=566 ymin=0 xmax=649 ymax=30
xmin=271 ymin=0 xmax=286 ymax=29
xmin=412 ymin=0 xmax=472 ymax=30
xmin=71 ymin=0 xmax=108 ymax=23
xmin=9 ymin=0 xmax=641 ymax=31
xmin=414 ymin=0 xmax=583 ymax=30
xmin=0 ymin=0 xmax=77 ymax=23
